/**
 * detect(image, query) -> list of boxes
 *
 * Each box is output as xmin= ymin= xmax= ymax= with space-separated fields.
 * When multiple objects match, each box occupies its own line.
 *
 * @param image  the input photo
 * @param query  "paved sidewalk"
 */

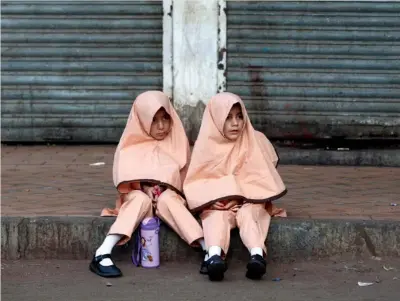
xmin=1 ymin=145 xmax=399 ymax=220
xmin=2 ymin=258 xmax=400 ymax=301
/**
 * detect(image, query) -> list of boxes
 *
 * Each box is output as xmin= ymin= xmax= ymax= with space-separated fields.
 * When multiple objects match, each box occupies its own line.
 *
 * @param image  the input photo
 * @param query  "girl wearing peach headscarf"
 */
xmin=183 ymin=92 xmax=287 ymax=281
xmin=89 ymin=91 xmax=205 ymax=278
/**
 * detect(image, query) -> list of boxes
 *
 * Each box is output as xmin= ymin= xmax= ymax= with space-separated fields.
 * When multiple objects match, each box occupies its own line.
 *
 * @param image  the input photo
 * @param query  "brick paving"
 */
xmin=1 ymin=145 xmax=399 ymax=220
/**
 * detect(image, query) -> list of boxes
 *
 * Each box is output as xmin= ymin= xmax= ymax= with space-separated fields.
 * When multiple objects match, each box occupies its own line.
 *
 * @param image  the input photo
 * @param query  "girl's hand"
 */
xmin=153 ymin=185 xmax=167 ymax=200
xmin=223 ymin=200 xmax=241 ymax=210
xmin=211 ymin=200 xmax=241 ymax=210
xmin=211 ymin=201 xmax=226 ymax=210
xmin=230 ymin=205 xmax=240 ymax=212
xmin=142 ymin=185 xmax=155 ymax=201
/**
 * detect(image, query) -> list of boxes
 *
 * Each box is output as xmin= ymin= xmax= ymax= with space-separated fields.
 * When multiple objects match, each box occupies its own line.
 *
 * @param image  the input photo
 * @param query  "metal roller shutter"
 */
xmin=1 ymin=0 xmax=163 ymax=142
xmin=226 ymin=1 xmax=400 ymax=140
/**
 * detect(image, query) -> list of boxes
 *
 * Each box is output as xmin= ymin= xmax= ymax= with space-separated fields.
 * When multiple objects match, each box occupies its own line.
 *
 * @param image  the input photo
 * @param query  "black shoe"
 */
xmin=199 ymin=251 xmax=208 ymax=275
xmin=89 ymin=254 xmax=122 ymax=278
xmin=206 ymin=255 xmax=226 ymax=281
xmin=246 ymin=254 xmax=267 ymax=280
xmin=199 ymin=259 xmax=208 ymax=275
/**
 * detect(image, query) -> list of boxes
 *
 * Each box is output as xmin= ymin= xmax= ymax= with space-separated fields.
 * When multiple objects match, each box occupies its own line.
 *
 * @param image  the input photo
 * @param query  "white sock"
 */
xmin=196 ymin=239 xmax=209 ymax=261
xmin=250 ymin=247 xmax=264 ymax=257
xmin=208 ymin=246 xmax=222 ymax=257
xmin=95 ymin=234 xmax=122 ymax=266
xmin=198 ymin=238 xmax=206 ymax=251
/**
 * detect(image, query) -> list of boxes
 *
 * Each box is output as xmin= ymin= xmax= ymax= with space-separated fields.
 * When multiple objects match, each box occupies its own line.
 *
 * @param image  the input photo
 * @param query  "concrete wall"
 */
xmin=163 ymin=0 xmax=227 ymax=142
xmin=2 ymin=216 xmax=399 ymax=261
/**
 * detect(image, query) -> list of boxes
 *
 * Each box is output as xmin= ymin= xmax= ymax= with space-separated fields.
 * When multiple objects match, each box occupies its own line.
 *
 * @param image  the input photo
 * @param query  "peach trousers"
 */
xmin=200 ymin=203 xmax=272 ymax=255
xmin=104 ymin=189 xmax=204 ymax=246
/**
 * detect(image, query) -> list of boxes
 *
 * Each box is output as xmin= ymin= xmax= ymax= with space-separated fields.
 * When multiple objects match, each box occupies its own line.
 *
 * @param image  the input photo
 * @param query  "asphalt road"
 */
xmin=2 ymin=257 xmax=399 ymax=301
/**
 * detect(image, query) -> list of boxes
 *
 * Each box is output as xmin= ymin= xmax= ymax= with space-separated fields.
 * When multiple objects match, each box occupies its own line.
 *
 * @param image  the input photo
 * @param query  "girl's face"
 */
xmin=150 ymin=108 xmax=172 ymax=140
xmin=222 ymin=103 xmax=244 ymax=141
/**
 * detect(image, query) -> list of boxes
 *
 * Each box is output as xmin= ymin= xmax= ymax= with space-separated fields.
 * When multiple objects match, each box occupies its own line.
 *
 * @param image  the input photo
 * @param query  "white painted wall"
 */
xmin=164 ymin=0 xmax=220 ymax=109
xmin=163 ymin=0 xmax=226 ymax=139
xmin=217 ymin=0 xmax=227 ymax=93
xmin=162 ymin=0 xmax=173 ymax=99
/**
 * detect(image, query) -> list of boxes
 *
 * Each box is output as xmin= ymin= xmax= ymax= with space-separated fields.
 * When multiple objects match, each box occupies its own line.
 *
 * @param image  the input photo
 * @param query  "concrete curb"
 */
xmin=276 ymin=148 xmax=400 ymax=167
xmin=1 ymin=216 xmax=399 ymax=262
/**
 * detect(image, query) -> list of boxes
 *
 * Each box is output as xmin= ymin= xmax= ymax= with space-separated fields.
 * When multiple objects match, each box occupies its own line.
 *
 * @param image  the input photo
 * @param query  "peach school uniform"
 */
xmin=183 ymin=92 xmax=287 ymax=281
xmin=90 ymin=91 xmax=204 ymax=278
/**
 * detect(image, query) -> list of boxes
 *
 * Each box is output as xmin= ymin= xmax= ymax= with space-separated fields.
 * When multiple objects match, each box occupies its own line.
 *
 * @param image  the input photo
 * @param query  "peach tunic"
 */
xmin=101 ymin=91 xmax=203 ymax=245
xmin=183 ymin=92 xmax=287 ymax=254
xmin=184 ymin=92 xmax=287 ymax=211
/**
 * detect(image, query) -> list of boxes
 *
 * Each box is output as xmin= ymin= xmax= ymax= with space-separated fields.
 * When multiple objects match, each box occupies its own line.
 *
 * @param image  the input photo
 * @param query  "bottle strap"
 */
xmin=131 ymin=230 xmax=141 ymax=267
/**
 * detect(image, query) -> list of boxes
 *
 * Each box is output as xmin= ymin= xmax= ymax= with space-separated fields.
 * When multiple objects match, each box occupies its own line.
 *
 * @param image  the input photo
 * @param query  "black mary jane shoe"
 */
xmin=89 ymin=254 xmax=122 ymax=278
xmin=199 ymin=260 xmax=208 ymax=275
xmin=206 ymin=255 xmax=227 ymax=281
xmin=199 ymin=251 xmax=208 ymax=275
xmin=246 ymin=254 xmax=267 ymax=280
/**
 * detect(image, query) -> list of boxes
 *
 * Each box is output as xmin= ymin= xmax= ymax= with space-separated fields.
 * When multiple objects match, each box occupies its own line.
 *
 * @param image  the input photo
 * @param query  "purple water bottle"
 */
xmin=132 ymin=217 xmax=160 ymax=268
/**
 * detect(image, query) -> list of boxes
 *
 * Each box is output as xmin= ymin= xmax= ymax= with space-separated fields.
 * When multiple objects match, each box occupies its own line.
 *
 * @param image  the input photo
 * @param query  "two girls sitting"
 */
xmin=90 ymin=91 xmax=286 ymax=282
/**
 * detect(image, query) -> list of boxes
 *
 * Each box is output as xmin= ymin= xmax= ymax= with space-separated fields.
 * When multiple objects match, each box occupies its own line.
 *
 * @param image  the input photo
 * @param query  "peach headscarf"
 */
xmin=113 ymin=91 xmax=190 ymax=195
xmin=183 ymin=92 xmax=287 ymax=212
